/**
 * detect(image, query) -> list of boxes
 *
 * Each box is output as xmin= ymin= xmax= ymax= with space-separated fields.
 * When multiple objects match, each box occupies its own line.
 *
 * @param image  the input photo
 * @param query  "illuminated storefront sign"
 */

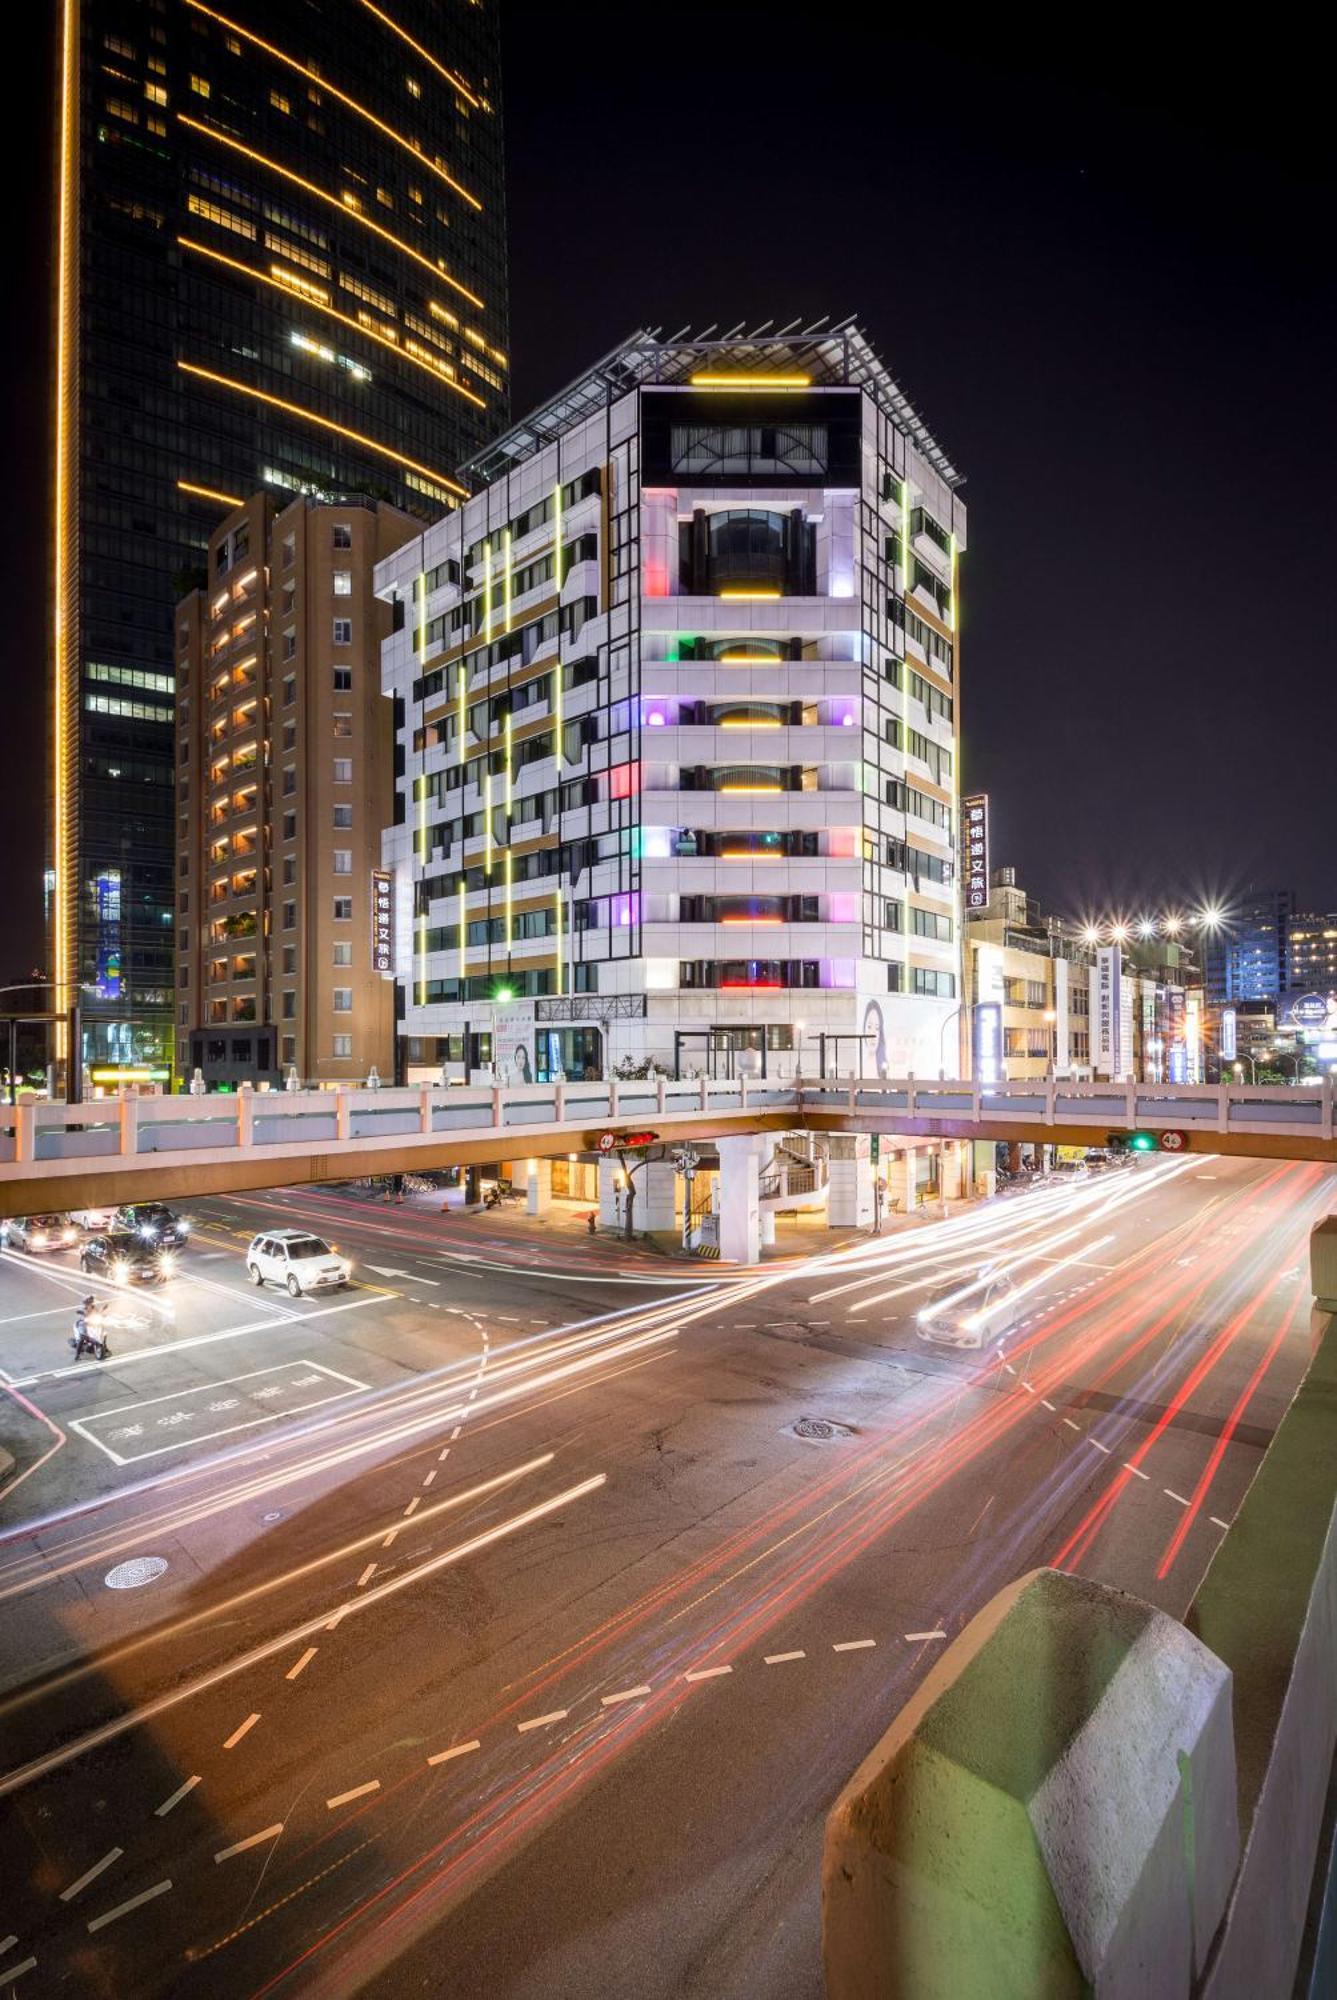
xmin=1165 ymin=987 xmax=1186 ymax=1083
xmin=973 ymin=1001 xmax=1002 ymax=1085
xmin=961 ymin=793 xmax=989 ymax=910
xmin=1094 ymin=946 xmax=1122 ymax=1078
xmin=93 ymin=869 xmax=123 ymax=1000
xmin=371 ymin=869 xmax=393 ymax=973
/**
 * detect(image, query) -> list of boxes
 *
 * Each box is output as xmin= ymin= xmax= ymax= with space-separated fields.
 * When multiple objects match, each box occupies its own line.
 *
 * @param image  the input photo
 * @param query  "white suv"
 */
xmin=246 ymin=1229 xmax=352 ymax=1297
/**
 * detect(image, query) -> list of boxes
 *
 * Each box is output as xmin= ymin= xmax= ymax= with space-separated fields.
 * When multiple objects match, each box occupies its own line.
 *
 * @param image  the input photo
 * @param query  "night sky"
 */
xmin=5 ymin=8 xmax=1332 ymax=974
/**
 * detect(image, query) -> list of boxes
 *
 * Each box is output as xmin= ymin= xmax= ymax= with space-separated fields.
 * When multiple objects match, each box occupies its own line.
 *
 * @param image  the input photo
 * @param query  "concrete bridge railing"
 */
xmin=0 ymin=1075 xmax=1332 ymax=1213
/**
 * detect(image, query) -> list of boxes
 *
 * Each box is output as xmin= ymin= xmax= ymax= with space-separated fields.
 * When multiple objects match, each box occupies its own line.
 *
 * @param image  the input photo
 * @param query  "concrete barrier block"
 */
xmin=1310 ymin=1215 xmax=1337 ymax=1310
xmin=823 ymin=1568 xmax=1237 ymax=2000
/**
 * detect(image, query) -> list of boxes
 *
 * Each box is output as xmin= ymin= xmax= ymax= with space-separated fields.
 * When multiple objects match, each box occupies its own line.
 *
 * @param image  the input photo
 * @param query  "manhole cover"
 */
xmin=105 ymin=1556 xmax=168 ymax=1590
xmin=261 ymin=1510 xmax=284 ymax=1523
xmin=787 ymin=1417 xmax=855 ymax=1444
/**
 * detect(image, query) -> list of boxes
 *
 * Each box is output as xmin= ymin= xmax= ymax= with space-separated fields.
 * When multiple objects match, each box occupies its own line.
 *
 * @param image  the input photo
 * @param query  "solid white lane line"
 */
xmin=1124 ymin=1463 xmax=1149 ymax=1481
xmin=0 ymin=1934 xmax=18 ymax=1956
xmin=356 ymin=1564 xmax=377 ymax=1588
xmin=286 ymin=1648 xmax=317 ymax=1681
xmin=87 ymin=1880 xmax=172 ymax=1931
xmin=1165 ymin=1489 xmax=1191 ymax=1507
xmin=2 ymin=1959 xmax=36 ymax=1981
xmin=517 ymin=1710 xmax=567 ymax=1732
xmin=763 ymin=1651 xmax=805 ymax=1666
xmin=905 ymin=1630 xmax=946 ymax=1643
xmin=1090 ymin=1439 xmax=1112 ymax=1454
xmin=833 ymin=1639 xmax=876 ymax=1652
xmin=1210 ymin=1516 xmax=1231 ymax=1531
xmin=326 ymin=1781 xmax=379 ymax=1810
xmin=154 ymin=1776 xmax=201 ymax=1817
xmin=427 ymin=1740 xmax=480 ymax=1765
xmin=223 ymin=1713 xmax=260 ymax=1749
xmin=1063 ymin=1417 xmax=1081 ymax=1430
xmin=60 ymin=1848 xmax=123 ymax=1901
xmin=215 ymin=1826 xmax=283 ymax=1863
xmin=683 ymin=1665 xmax=732 ymax=1682
xmin=601 ymin=1685 xmax=652 ymax=1706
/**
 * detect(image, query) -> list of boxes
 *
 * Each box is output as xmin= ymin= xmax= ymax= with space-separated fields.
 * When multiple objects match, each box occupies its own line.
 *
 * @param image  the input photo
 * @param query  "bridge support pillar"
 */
xmin=885 ymin=1148 xmax=915 ymax=1213
xmin=826 ymin=1132 xmax=874 ymax=1229
xmin=938 ymin=1143 xmax=966 ymax=1201
xmin=526 ymin=1157 xmax=552 ymax=1217
xmin=718 ymin=1133 xmax=766 ymax=1264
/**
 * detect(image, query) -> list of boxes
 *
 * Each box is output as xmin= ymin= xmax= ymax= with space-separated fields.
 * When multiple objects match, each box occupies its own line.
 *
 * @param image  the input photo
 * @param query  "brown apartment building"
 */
xmin=175 ymin=492 xmax=416 ymax=1087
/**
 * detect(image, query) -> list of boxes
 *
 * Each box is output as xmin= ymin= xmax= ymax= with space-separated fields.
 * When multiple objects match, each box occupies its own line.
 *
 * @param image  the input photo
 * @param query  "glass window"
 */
xmin=333 ymin=712 xmax=352 ymax=738
xmin=332 ymin=758 xmax=352 ymax=783
xmin=282 ymin=991 xmax=296 ymax=1018
xmin=332 ymin=617 xmax=352 ymax=645
xmin=333 ymin=667 xmax=352 ymax=691
xmin=333 ymin=897 xmax=352 ymax=920
xmin=332 ymin=850 xmax=352 ymax=874
xmin=332 ymin=987 xmax=353 ymax=1012
xmin=282 ymin=900 xmax=296 ymax=929
xmin=333 ymin=524 xmax=352 ymax=549
xmin=332 ymin=571 xmax=352 ymax=596
xmin=333 ymin=804 xmax=353 ymax=828
xmin=333 ymin=1034 xmax=352 ymax=1057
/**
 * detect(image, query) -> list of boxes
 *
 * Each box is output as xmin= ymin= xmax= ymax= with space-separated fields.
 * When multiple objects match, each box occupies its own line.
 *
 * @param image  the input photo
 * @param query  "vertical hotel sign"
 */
xmin=961 ymin=793 xmax=989 ymax=910
xmin=371 ymin=870 xmax=394 ymax=973
xmin=1095 ymin=945 xmax=1122 ymax=1078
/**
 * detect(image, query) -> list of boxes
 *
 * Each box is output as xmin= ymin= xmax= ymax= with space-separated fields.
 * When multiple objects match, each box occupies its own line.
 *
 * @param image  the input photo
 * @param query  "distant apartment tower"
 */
xmin=51 ymin=0 xmax=508 ymax=1081
xmin=375 ymin=327 xmax=966 ymax=1087
xmin=1287 ymin=913 xmax=1337 ymax=996
xmin=175 ymin=492 xmax=415 ymax=1085
xmin=1202 ymin=889 xmax=1295 ymax=1004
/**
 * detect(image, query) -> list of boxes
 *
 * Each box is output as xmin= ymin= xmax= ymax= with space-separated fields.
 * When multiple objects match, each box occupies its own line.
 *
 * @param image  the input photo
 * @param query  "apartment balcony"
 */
xmin=642 ymin=725 xmax=862 ymax=765
xmin=642 ymin=921 xmax=857 ymax=960
xmin=640 ymin=597 xmax=860 ymax=637
xmin=641 ymin=788 xmax=862 ymax=831
xmin=640 ymin=856 xmax=863 ymax=896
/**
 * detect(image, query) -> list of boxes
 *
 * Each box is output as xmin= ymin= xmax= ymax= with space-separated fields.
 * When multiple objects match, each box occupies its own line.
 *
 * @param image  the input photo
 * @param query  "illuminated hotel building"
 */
xmin=175 ymin=492 xmax=415 ymax=1087
xmin=376 ymin=327 xmax=966 ymax=1085
xmin=51 ymin=0 xmax=507 ymax=1079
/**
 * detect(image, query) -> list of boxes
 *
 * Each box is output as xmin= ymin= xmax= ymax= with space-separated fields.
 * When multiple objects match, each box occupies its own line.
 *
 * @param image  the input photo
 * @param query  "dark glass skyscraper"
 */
xmin=53 ymin=0 xmax=508 ymax=1076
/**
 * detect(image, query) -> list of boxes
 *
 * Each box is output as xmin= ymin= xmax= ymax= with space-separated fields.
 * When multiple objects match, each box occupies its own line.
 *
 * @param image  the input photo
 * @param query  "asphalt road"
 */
xmin=0 ymin=1153 xmax=1330 ymax=1997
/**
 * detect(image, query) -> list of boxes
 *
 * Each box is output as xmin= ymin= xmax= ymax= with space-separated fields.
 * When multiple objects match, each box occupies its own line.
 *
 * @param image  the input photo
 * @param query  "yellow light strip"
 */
xmin=53 ymin=0 xmax=79 ymax=1063
xmin=483 ymin=542 xmax=493 ymax=641
xmin=721 ymin=915 xmax=783 ymax=925
xmin=719 ymin=717 xmax=780 ymax=729
xmin=504 ymin=711 xmax=513 ymax=815
xmin=353 ymin=0 xmax=483 ymax=107
xmin=504 ymin=848 xmax=513 ymax=948
xmin=721 ymin=850 xmax=782 ymax=860
xmin=184 ymin=2 xmax=483 ymax=211
xmin=717 ymin=589 xmax=780 ymax=602
xmin=178 ymin=477 xmax=244 ymax=508
xmin=503 ymin=527 xmax=513 ymax=633
xmin=720 ymin=784 xmax=782 ymax=795
xmin=177 ymin=117 xmax=485 ymax=312
xmin=177 ymin=362 xmax=468 ymax=496
xmin=717 ymin=651 xmax=781 ymax=665
xmin=179 ymin=240 xmax=484 ymax=406
xmin=689 ymin=373 xmax=811 ymax=389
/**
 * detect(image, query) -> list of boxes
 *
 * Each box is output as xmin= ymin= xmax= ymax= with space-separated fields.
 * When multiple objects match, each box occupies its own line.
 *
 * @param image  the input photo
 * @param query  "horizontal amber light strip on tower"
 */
xmin=176 ymin=362 xmax=468 ymax=497
xmin=178 ymin=117 xmax=484 ymax=311
xmin=177 ymin=237 xmax=486 ymax=409
xmin=717 ymin=589 xmax=781 ymax=602
xmin=689 ymin=373 xmax=811 ymax=389
xmin=184 ymin=1 xmax=482 ymax=211
xmin=355 ymin=0 xmax=483 ymax=109
xmin=178 ymin=478 xmax=244 ymax=507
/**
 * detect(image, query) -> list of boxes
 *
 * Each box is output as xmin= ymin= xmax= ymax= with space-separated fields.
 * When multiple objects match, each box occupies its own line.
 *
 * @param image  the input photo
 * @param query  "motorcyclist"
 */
xmin=72 ymin=1295 xmax=110 ymax=1361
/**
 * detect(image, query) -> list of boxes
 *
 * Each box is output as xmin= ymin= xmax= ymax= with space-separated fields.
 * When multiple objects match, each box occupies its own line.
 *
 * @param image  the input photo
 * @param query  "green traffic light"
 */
xmin=1128 ymin=1131 xmax=1158 ymax=1153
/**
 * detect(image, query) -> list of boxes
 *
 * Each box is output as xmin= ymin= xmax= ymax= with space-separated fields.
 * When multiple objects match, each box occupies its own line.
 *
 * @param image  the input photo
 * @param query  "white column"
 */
xmin=718 ymin=1134 xmax=764 ymax=1264
xmin=637 ymin=1160 xmax=677 ymax=1233
xmin=526 ymin=1156 xmax=553 ymax=1217
xmin=826 ymin=1131 xmax=874 ymax=1227
xmin=939 ymin=1144 xmax=965 ymax=1201
xmin=885 ymin=1148 xmax=914 ymax=1213
xmin=598 ymin=1156 xmax=621 ymax=1227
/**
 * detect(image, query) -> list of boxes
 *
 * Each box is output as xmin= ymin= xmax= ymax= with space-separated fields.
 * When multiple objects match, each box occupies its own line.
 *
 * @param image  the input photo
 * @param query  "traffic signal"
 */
xmin=1127 ymin=1131 xmax=1158 ymax=1153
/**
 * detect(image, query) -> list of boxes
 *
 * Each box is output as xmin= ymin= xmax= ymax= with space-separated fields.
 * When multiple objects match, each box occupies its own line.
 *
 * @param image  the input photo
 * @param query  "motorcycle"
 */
xmin=69 ymin=1308 xmax=112 ymax=1361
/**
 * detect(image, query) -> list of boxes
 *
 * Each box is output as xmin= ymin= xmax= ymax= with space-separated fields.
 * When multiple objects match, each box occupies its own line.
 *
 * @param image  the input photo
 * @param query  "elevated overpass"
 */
xmin=0 ymin=1075 xmax=1333 ymax=1217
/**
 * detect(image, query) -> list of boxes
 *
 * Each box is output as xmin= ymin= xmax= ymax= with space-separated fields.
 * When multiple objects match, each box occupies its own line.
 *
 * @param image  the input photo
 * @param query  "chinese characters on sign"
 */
xmin=961 ymin=793 xmax=989 ymax=910
xmin=1094 ymin=945 xmax=1122 ymax=1078
xmin=371 ymin=870 xmax=393 ymax=973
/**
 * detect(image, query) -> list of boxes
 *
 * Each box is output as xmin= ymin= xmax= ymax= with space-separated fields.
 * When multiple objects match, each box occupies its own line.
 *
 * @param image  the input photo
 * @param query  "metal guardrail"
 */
xmin=0 ymin=1075 xmax=1331 ymax=1197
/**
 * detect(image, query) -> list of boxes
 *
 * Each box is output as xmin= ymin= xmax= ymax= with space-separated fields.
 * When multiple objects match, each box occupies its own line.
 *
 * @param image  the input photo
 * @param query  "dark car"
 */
xmin=80 ymin=1231 xmax=176 ymax=1285
xmin=114 ymin=1203 xmax=190 ymax=1249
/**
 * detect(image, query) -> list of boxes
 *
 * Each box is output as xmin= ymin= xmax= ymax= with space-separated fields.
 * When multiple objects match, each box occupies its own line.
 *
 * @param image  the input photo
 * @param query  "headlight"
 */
xmin=63 ymin=1228 xmax=78 ymax=1244
xmin=139 ymin=1226 xmax=156 ymax=1241
xmin=177 ymin=1219 xmax=191 ymax=1236
xmin=31 ymin=1234 xmax=48 ymax=1249
xmin=158 ymin=1254 xmax=176 ymax=1277
xmin=340 ymin=1259 xmax=353 ymax=1278
xmin=111 ymin=1261 xmax=130 ymax=1285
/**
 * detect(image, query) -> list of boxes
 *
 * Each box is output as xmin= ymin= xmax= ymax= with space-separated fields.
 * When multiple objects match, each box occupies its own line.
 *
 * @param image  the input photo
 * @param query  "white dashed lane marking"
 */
xmin=683 ymin=1665 xmax=731 ymax=1682
xmin=833 ymin=1638 xmax=876 ymax=1652
xmin=326 ymin=1781 xmax=380 ymax=1810
xmin=286 ymin=1648 xmax=317 ymax=1680
xmin=60 ymin=1848 xmax=122 ymax=1901
xmin=905 ymin=1630 xmax=947 ymax=1643
xmin=1124 ymin=1463 xmax=1149 ymax=1481
xmin=222 ymin=1713 xmax=260 ymax=1749
xmin=87 ymin=1880 xmax=172 ymax=1932
xmin=154 ymin=1775 xmax=201 ymax=1817
xmin=601 ymin=1685 xmax=651 ymax=1706
xmin=215 ymin=1825 xmax=284 ymax=1863
xmin=763 ymin=1650 xmax=805 ymax=1666
xmin=427 ymin=1740 xmax=480 ymax=1765
xmin=517 ymin=1710 xmax=568 ymax=1733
